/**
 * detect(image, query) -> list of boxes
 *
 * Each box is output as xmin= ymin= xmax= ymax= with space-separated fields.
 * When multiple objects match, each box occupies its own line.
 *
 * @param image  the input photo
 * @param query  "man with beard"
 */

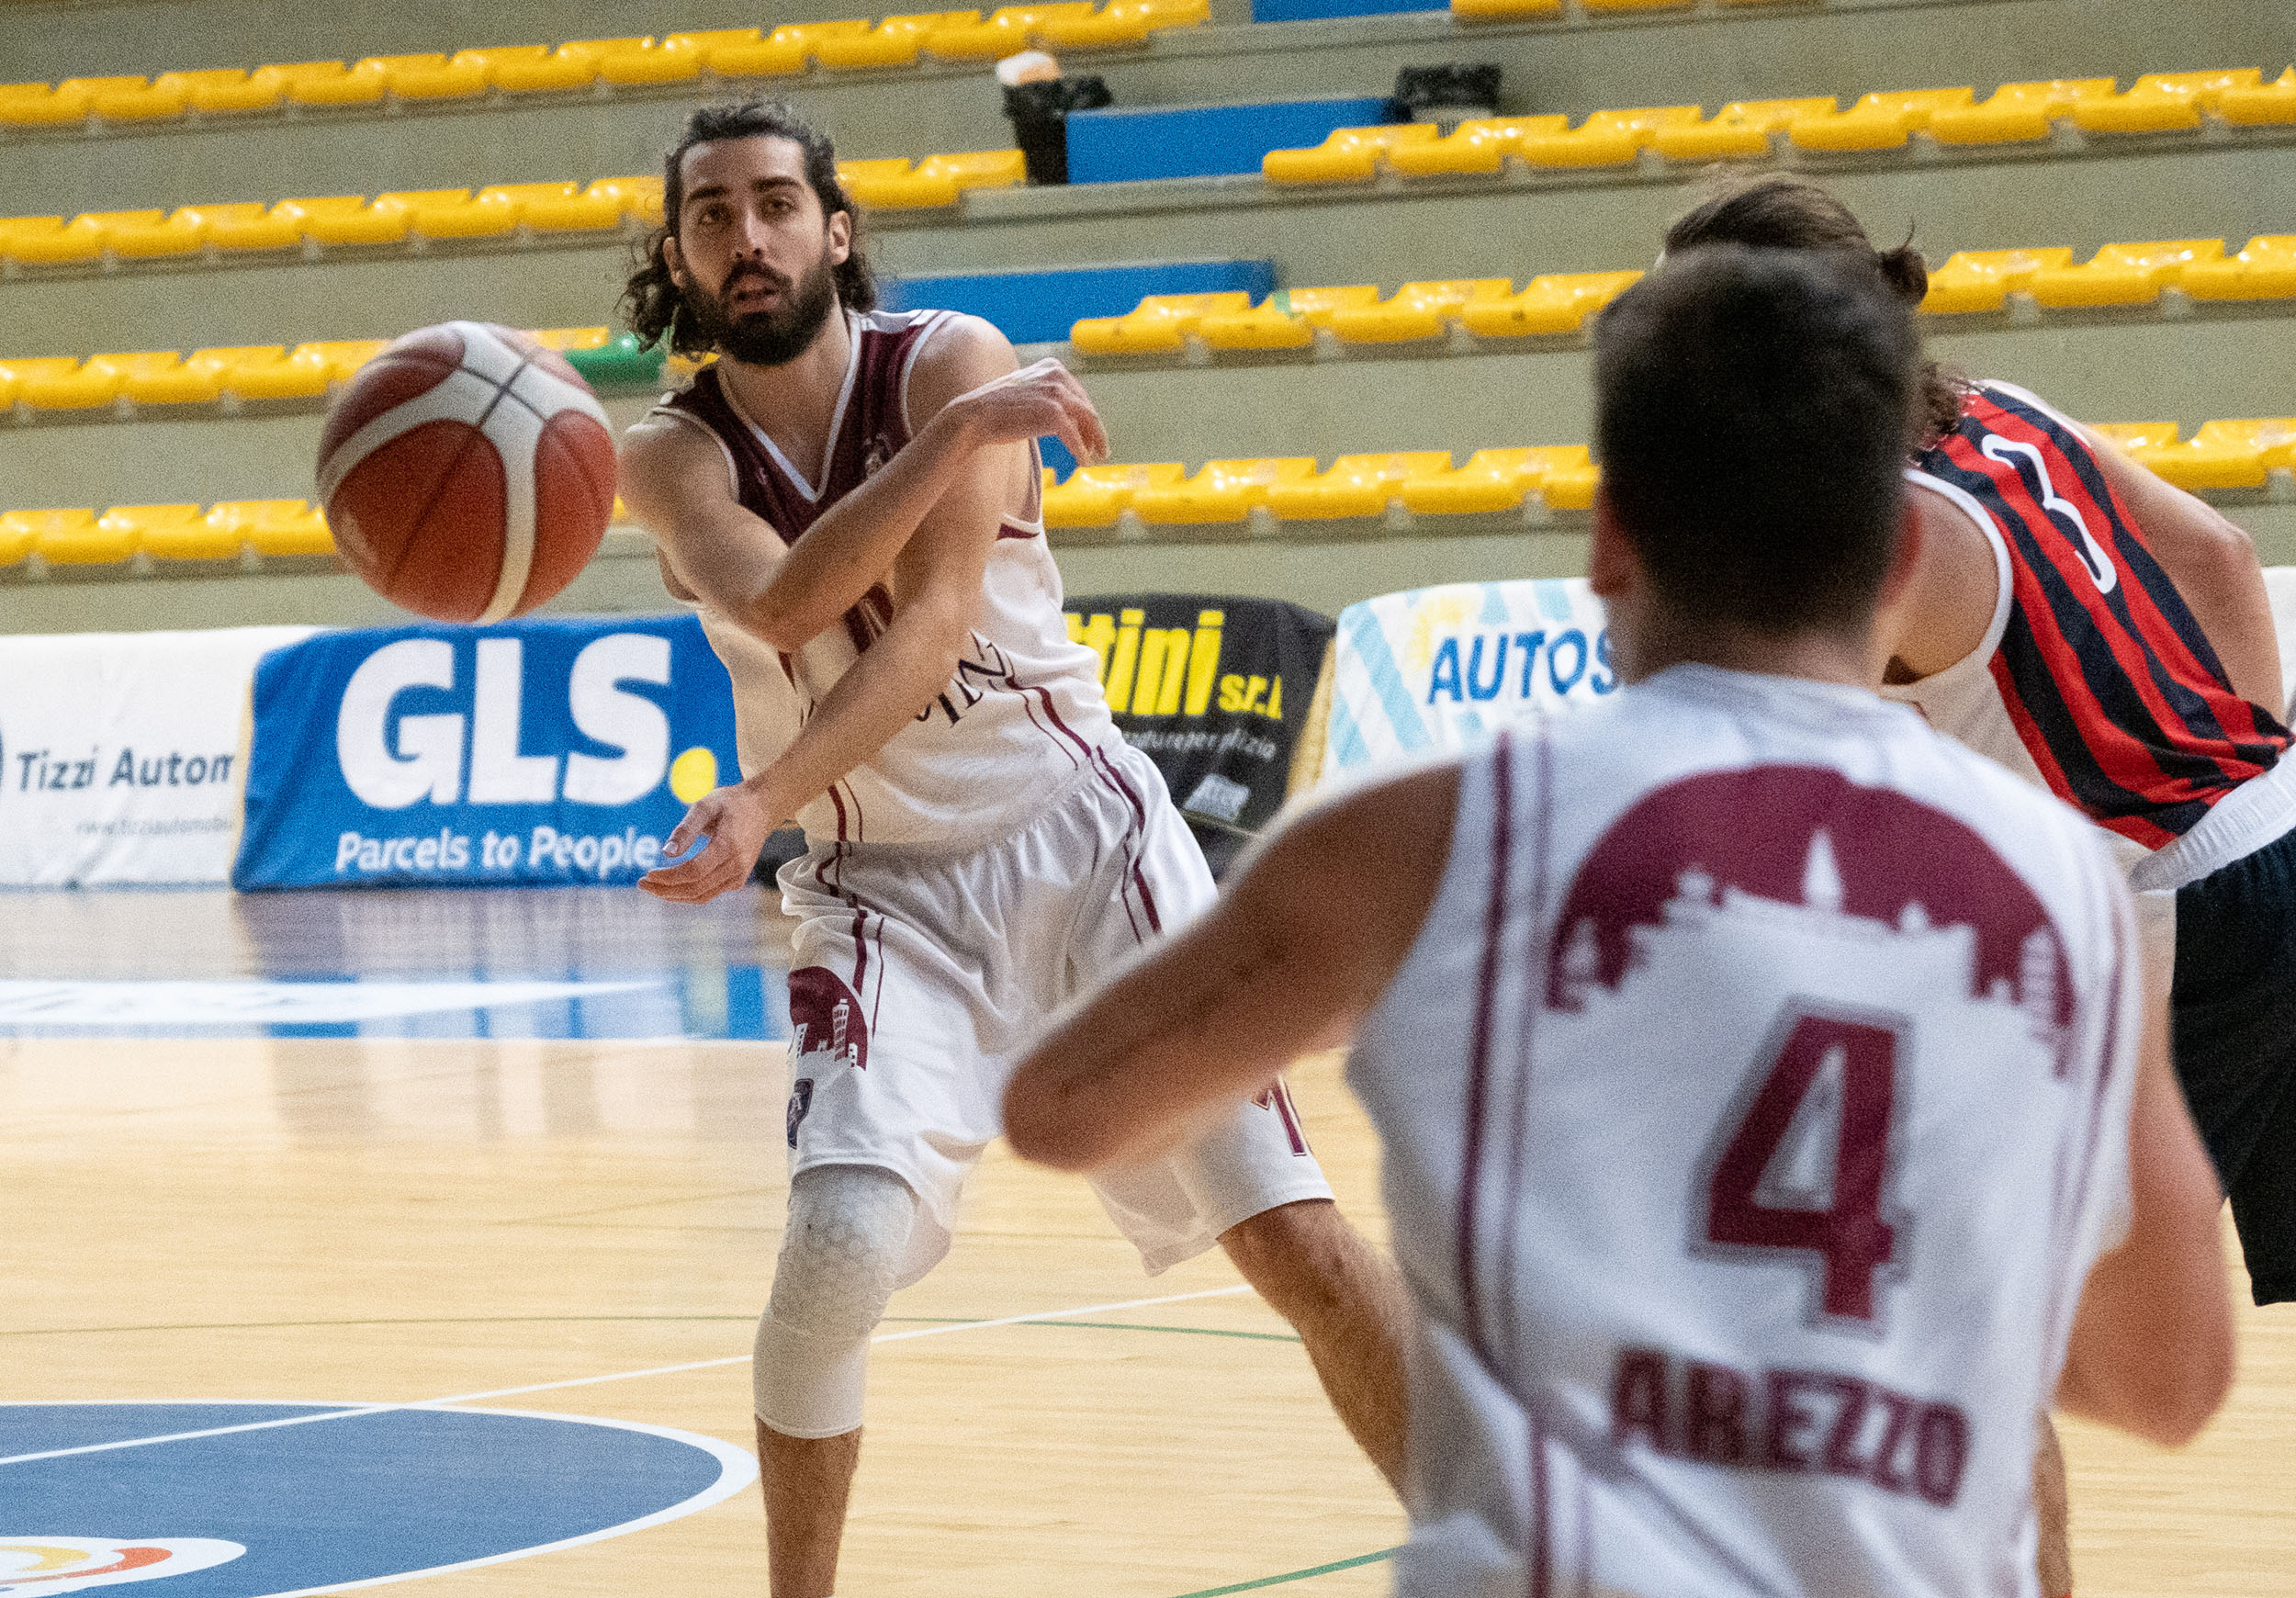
xmin=613 ymin=100 xmax=1412 ymax=1598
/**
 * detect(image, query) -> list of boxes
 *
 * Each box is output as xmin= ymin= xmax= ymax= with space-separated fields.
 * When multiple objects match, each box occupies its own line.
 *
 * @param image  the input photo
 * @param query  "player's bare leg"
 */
xmin=1221 ymin=1198 xmax=1412 ymax=1494
xmin=758 ymin=1421 xmax=860 ymax=1598
xmin=2034 ymin=1412 xmax=2072 ymax=1598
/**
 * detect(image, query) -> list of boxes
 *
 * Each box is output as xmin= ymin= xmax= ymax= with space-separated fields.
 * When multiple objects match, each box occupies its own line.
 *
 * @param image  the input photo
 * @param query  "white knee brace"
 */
xmin=754 ymin=1164 xmax=917 ymax=1438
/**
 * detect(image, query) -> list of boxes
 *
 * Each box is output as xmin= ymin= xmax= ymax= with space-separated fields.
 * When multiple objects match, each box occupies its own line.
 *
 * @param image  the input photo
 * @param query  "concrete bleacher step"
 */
xmin=9 ymin=0 xmax=2288 ymax=218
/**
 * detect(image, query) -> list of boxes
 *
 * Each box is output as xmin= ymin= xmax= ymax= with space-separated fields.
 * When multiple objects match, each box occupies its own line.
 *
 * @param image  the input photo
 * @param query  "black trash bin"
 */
xmin=1003 ymin=74 xmax=1114 ymax=186
xmin=1393 ymin=63 xmax=1503 ymax=131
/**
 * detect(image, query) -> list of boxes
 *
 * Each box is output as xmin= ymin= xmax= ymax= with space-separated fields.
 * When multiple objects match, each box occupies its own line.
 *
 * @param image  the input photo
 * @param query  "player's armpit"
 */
xmin=2078 ymin=422 xmax=2283 ymax=718
xmin=2056 ymin=990 xmax=2234 ymax=1447
xmin=1003 ymin=764 xmax=1460 ymax=1173
xmin=618 ymin=412 xmax=792 ymax=620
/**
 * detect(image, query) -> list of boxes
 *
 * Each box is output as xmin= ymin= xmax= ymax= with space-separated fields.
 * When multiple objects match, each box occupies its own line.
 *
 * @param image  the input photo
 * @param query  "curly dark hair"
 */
xmin=620 ymin=99 xmax=879 ymax=358
xmin=1662 ymin=174 xmax=1967 ymax=449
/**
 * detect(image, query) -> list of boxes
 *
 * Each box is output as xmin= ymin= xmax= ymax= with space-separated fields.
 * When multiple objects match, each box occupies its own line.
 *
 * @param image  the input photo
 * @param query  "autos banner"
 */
xmin=1322 ymin=578 xmax=1615 ymax=778
xmin=233 ymin=613 xmax=740 ymax=890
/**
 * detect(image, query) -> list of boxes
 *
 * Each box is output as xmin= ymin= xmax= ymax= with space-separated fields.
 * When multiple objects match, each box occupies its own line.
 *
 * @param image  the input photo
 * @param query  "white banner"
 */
xmin=0 ymin=626 xmax=314 ymax=886
xmin=1322 ymin=579 xmax=1616 ymax=778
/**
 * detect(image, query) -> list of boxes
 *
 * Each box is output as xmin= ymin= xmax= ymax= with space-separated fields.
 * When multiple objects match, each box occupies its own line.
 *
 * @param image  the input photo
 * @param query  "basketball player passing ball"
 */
xmin=1007 ymin=248 xmax=2233 ymax=1597
xmin=613 ymin=100 xmax=1411 ymax=1598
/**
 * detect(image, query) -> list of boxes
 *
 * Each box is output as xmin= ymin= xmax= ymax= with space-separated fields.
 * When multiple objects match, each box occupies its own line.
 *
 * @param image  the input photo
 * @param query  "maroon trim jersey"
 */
xmin=1898 ymin=382 xmax=2289 ymax=862
xmin=647 ymin=309 xmax=1120 ymax=848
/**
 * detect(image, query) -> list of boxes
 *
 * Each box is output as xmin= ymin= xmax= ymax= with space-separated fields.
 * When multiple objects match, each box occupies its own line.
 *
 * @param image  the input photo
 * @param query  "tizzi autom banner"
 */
xmin=1323 ymin=578 xmax=1616 ymax=778
xmin=0 ymin=625 xmax=316 ymax=887
xmin=233 ymin=613 xmax=740 ymax=890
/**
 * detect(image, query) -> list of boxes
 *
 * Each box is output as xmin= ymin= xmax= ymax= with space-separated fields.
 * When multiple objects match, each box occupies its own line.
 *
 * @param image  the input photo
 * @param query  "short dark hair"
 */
xmin=1663 ymin=174 xmax=1964 ymax=445
xmin=619 ymin=99 xmax=879 ymax=356
xmin=1593 ymin=245 xmax=1920 ymax=636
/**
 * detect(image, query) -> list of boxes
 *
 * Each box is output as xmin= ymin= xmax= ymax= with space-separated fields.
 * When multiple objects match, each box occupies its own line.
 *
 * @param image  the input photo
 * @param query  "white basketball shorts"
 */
xmin=776 ymin=739 xmax=1332 ymax=1287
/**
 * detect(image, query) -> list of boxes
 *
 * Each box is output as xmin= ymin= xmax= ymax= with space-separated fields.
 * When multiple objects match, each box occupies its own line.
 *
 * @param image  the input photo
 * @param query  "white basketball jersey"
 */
xmin=653 ymin=309 xmax=1119 ymax=848
xmin=1350 ymin=664 xmax=2139 ymax=1598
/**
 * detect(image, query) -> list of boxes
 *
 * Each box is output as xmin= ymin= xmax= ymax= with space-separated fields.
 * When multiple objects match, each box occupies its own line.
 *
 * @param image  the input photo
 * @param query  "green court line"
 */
xmin=1167 ymin=1548 xmax=1399 ymax=1596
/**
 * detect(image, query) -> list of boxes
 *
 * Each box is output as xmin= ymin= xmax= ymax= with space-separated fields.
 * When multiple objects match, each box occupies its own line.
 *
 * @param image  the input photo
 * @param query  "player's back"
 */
xmin=1350 ymin=664 xmax=2136 ymax=1598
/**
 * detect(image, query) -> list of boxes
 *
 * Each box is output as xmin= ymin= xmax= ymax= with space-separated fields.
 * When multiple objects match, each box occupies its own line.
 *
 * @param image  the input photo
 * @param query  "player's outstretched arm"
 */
xmin=2079 ymin=422 xmax=2284 ymax=718
xmin=2056 ymin=987 xmax=2235 ymax=1447
xmin=638 ymin=355 xmax=1055 ymax=903
xmin=619 ymin=321 xmax=1105 ymax=655
xmin=1003 ymin=767 xmax=1457 ymax=1172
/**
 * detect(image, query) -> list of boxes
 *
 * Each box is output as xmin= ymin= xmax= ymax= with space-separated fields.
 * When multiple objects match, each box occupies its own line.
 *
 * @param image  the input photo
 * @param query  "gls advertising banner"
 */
xmin=0 ymin=626 xmax=316 ymax=886
xmin=234 ymin=614 xmax=740 ymax=890
xmin=1323 ymin=578 xmax=1616 ymax=778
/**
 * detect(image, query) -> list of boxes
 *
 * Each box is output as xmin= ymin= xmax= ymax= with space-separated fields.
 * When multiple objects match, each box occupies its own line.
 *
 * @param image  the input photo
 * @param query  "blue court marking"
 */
xmin=0 ymin=1401 xmax=753 ymax=1597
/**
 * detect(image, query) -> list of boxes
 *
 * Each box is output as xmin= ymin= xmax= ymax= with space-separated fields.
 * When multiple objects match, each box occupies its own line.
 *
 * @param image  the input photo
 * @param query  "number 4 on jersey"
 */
xmin=1701 ymin=1008 xmax=1904 ymax=1325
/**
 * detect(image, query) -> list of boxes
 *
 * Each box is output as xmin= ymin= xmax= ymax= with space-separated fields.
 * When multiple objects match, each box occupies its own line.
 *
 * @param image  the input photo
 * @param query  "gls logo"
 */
xmin=337 ymin=634 xmax=671 ymax=809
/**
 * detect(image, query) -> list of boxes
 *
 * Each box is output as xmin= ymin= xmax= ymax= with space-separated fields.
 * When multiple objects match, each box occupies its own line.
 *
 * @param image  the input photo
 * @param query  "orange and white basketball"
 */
xmin=316 ymin=321 xmax=616 ymax=624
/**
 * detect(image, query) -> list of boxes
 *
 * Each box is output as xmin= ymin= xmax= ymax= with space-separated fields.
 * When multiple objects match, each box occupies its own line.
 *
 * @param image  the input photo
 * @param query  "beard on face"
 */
xmin=683 ymin=248 xmax=840 ymax=367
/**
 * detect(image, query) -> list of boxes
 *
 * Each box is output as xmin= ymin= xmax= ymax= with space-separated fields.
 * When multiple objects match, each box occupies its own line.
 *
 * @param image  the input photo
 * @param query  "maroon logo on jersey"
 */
xmin=1548 ymin=764 xmax=2073 ymax=1047
xmin=788 ymin=965 xmax=868 ymax=1073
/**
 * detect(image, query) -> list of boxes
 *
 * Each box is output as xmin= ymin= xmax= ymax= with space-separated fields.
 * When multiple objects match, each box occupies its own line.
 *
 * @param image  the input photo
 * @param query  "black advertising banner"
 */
xmin=1064 ymin=593 xmax=1335 ymax=874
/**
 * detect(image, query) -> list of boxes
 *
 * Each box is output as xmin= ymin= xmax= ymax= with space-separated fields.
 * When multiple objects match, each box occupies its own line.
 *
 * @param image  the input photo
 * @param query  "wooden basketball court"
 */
xmin=2 ymin=885 xmax=2287 ymax=1596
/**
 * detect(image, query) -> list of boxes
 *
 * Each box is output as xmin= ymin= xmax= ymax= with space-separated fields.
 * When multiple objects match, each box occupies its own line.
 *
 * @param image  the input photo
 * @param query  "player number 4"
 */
xmin=1702 ymin=1009 xmax=1902 ymax=1324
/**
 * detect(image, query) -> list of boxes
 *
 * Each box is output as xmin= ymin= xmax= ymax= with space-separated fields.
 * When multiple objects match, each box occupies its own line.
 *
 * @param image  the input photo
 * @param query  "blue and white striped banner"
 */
xmin=1322 ymin=579 xmax=1616 ymax=778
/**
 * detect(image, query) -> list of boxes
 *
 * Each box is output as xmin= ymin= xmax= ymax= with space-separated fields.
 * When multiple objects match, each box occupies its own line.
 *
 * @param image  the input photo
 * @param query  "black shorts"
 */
xmin=2173 ymin=820 xmax=2296 ymax=1306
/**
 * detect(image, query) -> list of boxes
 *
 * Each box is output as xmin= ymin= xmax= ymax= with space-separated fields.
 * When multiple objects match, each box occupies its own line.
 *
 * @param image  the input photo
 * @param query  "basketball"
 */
xmin=315 ymin=320 xmax=616 ymax=624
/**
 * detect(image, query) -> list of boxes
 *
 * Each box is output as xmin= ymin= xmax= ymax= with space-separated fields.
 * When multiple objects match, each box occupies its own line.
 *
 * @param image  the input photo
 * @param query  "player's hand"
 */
xmin=948 ymin=358 xmax=1109 ymax=467
xmin=640 ymin=782 xmax=778 ymax=905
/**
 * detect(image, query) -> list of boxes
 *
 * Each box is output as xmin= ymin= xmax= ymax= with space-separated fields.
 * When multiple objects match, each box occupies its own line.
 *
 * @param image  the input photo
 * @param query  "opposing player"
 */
xmin=613 ymin=100 xmax=1410 ymax=1596
xmin=1661 ymin=174 xmax=2287 ymax=1594
xmin=1007 ymin=248 xmax=2234 ymax=1596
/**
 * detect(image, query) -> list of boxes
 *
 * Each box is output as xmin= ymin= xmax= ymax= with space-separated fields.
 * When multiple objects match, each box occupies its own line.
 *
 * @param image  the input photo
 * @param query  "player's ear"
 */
xmin=663 ymin=233 xmax=691 ymax=291
xmin=825 ymin=207 xmax=852 ymax=267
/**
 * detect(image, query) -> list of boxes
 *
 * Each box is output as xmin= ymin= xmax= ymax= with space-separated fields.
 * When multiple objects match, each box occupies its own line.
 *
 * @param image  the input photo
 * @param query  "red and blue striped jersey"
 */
xmin=1914 ymin=384 xmax=2288 ymax=850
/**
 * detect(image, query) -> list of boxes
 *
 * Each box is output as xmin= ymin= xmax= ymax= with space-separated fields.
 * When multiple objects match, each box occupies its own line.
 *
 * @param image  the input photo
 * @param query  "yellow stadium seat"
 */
xmin=365 ymin=51 xmax=488 ymax=100
xmin=1 ymin=508 xmax=102 ymax=565
xmin=2101 ymin=422 xmax=2267 ymax=491
xmin=2073 ymin=69 xmax=2262 ymax=134
xmin=1264 ymin=123 xmax=1441 ymax=185
xmin=813 ymin=8 xmax=977 ymax=71
xmin=1386 ymin=115 xmax=1569 ymax=176
xmin=1519 ymin=106 xmax=1703 ymax=168
xmin=1326 ymin=279 xmax=1512 ymax=343
xmin=38 ymin=510 xmax=139 ymax=565
xmin=1197 ymin=287 xmax=1381 ymax=351
xmin=703 ymin=29 xmax=808 ymax=75
xmin=916 ymin=149 xmax=1028 ymax=188
xmin=840 ymin=158 xmax=958 ymax=209
xmin=926 ymin=5 xmax=1093 ymax=60
xmin=487 ymin=40 xmax=617 ymax=94
xmin=2182 ymin=235 xmax=2296 ymax=300
xmin=85 ymin=352 xmax=217 ymax=406
xmin=2028 ymin=239 xmax=2225 ymax=307
xmin=585 ymin=175 xmax=666 ymax=226
xmin=478 ymin=182 xmax=624 ymax=232
xmin=1070 ymin=292 xmax=1255 ymax=355
xmin=164 ymin=67 xmax=287 ymax=113
xmin=0 ymin=80 xmax=95 ymax=126
xmin=197 ymin=201 xmax=305 ymax=253
xmin=1041 ymin=462 xmax=1187 ymax=526
xmin=1651 ymin=99 xmax=1836 ymax=161
xmin=0 ymin=216 xmax=103 ymax=265
xmin=1927 ymin=79 xmax=2115 ymax=144
xmin=102 ymin=504 xmax=227 ymax=560
xmin=1460 ymin=270 xmax=1643 ymax=337
xmin=2091 ymin=422 xmax=2181 ymax=452
xmin=1264 ymin=452 xmax=1452 ymax=520
xmin=193 ymin=345 xmax=330 ymax=401
xmin=7 ymin=357 xmax=118 ymax=411
xmin=1581 ymin=0 xmax=1689 ymax=9
xmin=279 ymin=196 xmax=413 ymax=247
xmin=1131 ymin=457 xmax=1317 ymax=523
xmin=377 ymin=188 xmax=521 ymax=240
xmin=1398 ymin=447 xmax=1596 ymax=515
xmin=1449 ymin=0 xmax=1562 ymax=17
xmin=595 ymin=30 xmax=760 ymax=84
xmin=93 ymin=208 xmax=209 ymax=258
xmin=1789 ymin=87 xmax=1975 ymax=151
xmin=765 ymin=17 xmax=880 ymax=69
xmin=292 ymin=340 xmax=389 ymax=384
xmin=1039 ymin=0 xmax=1209 ymax=50
xmin=2220 ymin=68 xmax=2296 ymax=127
xmin=1919 ymin=248 xmax=2076 ymax=313
xmin=87 ymin=75 xmax=188 ymax=120
xmin=534 ymin=327 xmax=611 ymax=352
xmin=208 ymin=500 xmax=335 ymax=557
xmin=271 ymin=60 xmax=389 ymax=107
xmin=2197 ymin=418 xmax=2296 ymax=469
